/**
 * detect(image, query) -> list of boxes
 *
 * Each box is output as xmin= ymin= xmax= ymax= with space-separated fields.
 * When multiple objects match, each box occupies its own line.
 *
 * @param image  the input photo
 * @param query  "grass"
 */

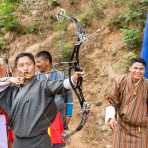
xmin=121 ymin=28 xmax=142 ymax=50
xmin=108 ymin=0 xmax=148 ymax=29
xmin=0 ymin=1 xmax=21 ymax=32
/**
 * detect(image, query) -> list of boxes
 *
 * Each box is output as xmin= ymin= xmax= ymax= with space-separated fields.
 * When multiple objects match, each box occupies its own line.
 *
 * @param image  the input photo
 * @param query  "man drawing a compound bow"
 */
xmin=0 ymin=52 xmax=82 ymax=148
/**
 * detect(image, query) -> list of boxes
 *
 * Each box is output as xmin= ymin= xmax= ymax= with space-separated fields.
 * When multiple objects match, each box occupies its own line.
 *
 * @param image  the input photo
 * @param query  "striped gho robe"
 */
xmin=106 ymin=74 xmax=148 ymax=148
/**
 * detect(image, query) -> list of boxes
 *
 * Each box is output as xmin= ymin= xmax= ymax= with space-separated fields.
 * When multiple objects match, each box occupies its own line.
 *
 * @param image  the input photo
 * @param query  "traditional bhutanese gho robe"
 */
xmin=106 ymin=74 xmax=148 ymax=148
xmin=0 ymin=76 xmax=69 ymax=148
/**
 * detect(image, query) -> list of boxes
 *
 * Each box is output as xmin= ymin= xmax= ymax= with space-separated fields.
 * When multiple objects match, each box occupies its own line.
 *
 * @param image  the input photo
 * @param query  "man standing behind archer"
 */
xmin=35 ymin=51 xmax=73 ymax=147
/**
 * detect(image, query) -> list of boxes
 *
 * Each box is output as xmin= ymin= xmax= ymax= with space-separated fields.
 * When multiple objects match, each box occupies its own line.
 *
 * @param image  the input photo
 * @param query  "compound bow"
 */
xmin=56 ymin=9 xmax=90 ymax=140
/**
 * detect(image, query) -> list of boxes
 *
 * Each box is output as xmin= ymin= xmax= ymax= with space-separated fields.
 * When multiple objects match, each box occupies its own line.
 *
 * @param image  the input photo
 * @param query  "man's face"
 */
xmin=15 ymin=56 xmax=35 ymax=77
xmin=35 ymin=57 xmax=51 ymax=73
xmin=129 ymin=62 xmax=145 ymax=80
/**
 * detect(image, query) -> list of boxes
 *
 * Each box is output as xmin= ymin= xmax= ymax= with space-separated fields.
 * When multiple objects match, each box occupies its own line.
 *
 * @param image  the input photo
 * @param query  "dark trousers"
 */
xmin=51 ymin=144 xmax=65 ymax=148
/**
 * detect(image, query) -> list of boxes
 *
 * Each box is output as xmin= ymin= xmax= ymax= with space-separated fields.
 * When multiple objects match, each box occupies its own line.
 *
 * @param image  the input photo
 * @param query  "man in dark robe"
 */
xmin=0 ymin=52 xmax=78 ymax=148
xmin=35 ymin=51 xmax=73 ymax=148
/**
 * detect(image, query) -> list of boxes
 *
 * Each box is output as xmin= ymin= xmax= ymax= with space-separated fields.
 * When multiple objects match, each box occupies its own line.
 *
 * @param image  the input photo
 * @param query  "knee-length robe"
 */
xmin=106 ymin=74 xmax=148 ymax=148
xmin=0 ymin=76 xmax=68 ymax=148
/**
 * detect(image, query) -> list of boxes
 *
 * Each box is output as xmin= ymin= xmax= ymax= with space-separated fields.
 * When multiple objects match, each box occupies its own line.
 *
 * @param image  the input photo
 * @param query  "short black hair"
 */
xmin=131 ymin=57 xmax=146 ymax=67
xmin=15 ymin=52 xmax=35 ymax=66
xmin=35 ymin=51 xmax=52 ymax=64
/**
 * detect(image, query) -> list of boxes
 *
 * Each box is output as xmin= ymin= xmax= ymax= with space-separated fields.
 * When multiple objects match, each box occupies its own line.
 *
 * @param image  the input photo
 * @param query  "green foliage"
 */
xmin=108 ymin=11 xmax=144 ymax=29
xmin=108 ymin=14 xmax=128 ymax=29
xmin=108 ymin=0 xmax=148 ymax=29
xmin=89 ymin=0 xmax=105 ymax=18
xmin=79 ymin=12 xmax=92 ymax=27
xmin=90 ymin=0 xmax=105 ymax=10
xmin=0 ymin=37 xmax=6 ymax=50
xmin=125 ymin=0 xmax=148 ymax=26
xmin=0 ymin=2 xmax=21 ymax=32
xmin=61 ymin=42 xmax=73 ymax=62
xmin=48 ymin=0 xmax=60 ymax=7
xmin=110 ymin=0 xmax=126 ymax=6
xmin=48 ymin=13 xmax=57 ymax=24
xmin=1 ymin=15 xmax=20 ymax=32
xmin=53 ymin=19 xmax=68 ymax=31
xmin=26 ymin=23 xmax=40 ymax=34
xmin=4 ymin=0 xmax=20 ymax=3
xmin=121 ymin=28 xmax=142 ymax=50
xmin=79 ymin=0 xmax=104 ymax=27
xmin=0 ymin=2 xmax=14 ymax=15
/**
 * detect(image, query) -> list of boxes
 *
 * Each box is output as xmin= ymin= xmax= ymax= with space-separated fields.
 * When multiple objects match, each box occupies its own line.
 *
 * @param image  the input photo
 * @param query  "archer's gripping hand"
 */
xmin=8 ymin=77 xmax=24 ymax=85
xmin=72 ymin=71 xmax=84 ymax=83
xmin=63 ymin=72 xmax=84 ymax=89
xmin=108 ymin=118 xmax=117 ymax=130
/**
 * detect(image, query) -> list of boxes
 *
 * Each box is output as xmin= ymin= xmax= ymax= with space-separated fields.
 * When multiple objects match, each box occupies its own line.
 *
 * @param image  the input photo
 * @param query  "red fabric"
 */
xmin=8 ymin=129 xmax=14 ymax=143
xmin=50 ymin=112 xmax=64 ymax=144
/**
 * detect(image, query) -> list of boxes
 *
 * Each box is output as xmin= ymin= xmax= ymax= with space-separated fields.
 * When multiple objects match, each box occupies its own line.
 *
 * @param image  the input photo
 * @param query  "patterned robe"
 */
xmin=106 ymin=74 xmax=148 ymax=148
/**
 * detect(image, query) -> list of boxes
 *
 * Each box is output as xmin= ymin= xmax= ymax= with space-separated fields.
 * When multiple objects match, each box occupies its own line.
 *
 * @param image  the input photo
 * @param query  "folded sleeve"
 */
xmin=105 ymin=105 xmax=116 ymax=124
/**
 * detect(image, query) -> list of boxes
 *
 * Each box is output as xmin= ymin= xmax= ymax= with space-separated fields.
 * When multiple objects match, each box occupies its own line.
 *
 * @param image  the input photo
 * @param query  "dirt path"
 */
xmin=66 ymin=133 xmax=90 ymax=148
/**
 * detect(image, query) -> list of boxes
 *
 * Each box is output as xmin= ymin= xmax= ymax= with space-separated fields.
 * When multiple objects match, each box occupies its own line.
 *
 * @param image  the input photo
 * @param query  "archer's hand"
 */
xmin=108 ymin=118 xmax=117 ymax=130
xmin=72 ymin=71 xmax=84 ymax=82
xmin=9 ymin=77 xmax=24 ymax=85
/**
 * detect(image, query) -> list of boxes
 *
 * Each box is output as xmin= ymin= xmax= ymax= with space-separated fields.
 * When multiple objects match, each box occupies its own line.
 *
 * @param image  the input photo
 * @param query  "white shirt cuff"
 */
xmin=0 ymin=82 xmax=9 ymax=92
xmin=105 ymin=106 xmax=116 ymax=124
xmin=0 ymin=81 xmax=10 ymax=86
xmin=63 ymin=77 xmax=76 ymax=89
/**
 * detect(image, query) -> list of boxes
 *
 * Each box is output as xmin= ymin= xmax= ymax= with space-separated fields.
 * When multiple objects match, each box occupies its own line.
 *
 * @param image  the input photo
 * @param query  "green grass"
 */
xmin=48 ymin=0 xmax=60 ymax=7
xmin=108 ymin=0 xmax=148 ymax=29
xmin=60 ymin=42 xmax=73 ymax=62
xmin=121 ymin=28 xmax=142 ymax=50
xmin=0 ymin=2 xmax=21 ymax=32
xmin=0 ymin=37 xmax=6 ymax=50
